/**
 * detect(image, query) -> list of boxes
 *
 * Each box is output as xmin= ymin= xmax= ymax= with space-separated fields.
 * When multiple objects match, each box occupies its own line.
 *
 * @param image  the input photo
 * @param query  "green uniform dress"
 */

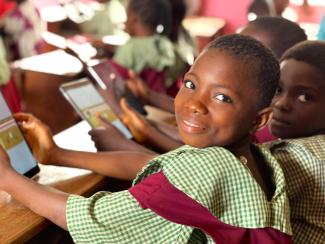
xmin=67 ymin=145 xmax=292 ymax=243
xmin=269 ymin=135 xmax=325 ymax=244
xmin=113 ymin=34 xmax=175 ymax=74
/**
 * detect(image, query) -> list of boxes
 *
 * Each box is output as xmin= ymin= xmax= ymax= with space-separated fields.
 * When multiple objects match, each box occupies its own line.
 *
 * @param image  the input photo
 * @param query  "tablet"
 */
xmin=87 ymin=60 xmax=147 ymax=115
xmin=60 ymin=78 xmax=132 ymax=139
xmin=0 ymin=93 xmax=39 ymax=177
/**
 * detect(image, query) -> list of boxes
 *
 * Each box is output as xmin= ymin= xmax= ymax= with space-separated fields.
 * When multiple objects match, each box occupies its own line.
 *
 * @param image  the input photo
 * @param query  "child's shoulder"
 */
xmin=158 ymin=145 xmax=235 ymax=166
xmin=133 ymin=145 xmax=233 ymax=182
xmin=267 ymin=134 xmax=325 ymax=160
xmin=144 ymin=144 xmax=279 ymax=173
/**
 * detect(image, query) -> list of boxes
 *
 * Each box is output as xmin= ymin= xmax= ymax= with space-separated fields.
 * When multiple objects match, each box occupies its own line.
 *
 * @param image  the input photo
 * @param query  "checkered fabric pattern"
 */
xmin=114 ymin=34 xmax=175 ymax=73
xmin=67 ymin=145 xmax=292 ymax=243
xmin=268 ymin=135 xmax=325 ymax=244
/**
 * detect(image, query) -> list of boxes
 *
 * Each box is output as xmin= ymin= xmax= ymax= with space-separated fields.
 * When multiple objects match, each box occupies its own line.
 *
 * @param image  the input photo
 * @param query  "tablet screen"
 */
xmin=60 ymin=79 xmax=132 ymax=139
xmin=0 ymin=93 xmax=39 ymax=177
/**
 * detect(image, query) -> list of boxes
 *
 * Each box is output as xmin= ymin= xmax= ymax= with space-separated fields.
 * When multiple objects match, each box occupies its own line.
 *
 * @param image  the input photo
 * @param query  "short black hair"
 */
xmin=206 ymin=34 xmax=280 ymax=109
xmin=248 ymin=16 xmax=307 ymax=58
xmin=128 ymin=0 xmax=172 ymax=37
xmin=280 ymin=40 xmax=325 ymax=77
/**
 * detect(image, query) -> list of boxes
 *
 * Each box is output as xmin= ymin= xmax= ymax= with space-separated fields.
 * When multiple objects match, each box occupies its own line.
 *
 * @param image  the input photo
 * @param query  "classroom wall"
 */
xmin=200 ymin=0 xmax=251 ymax=34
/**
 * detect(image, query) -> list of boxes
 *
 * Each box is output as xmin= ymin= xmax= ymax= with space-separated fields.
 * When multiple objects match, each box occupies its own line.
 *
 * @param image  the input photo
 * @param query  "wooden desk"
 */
xmin=0 ymin=169 xmax=108 ymax=243
xmin=0 ymin=121 xmax=109 ymax=243
xmin=12 ymin=50 xmax=84 ymax=134
xmin=12 ymin=50 xmax=83 ymax=76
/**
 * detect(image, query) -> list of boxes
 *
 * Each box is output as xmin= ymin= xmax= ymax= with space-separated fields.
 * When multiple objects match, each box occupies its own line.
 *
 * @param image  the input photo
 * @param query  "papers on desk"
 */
xmin=53 ymin=120 xmax=96 ymax=152
xmin=12 ymin=49 xmax=83 ymax=76
xmin=42 ymin=31 xmax=97 ymax=62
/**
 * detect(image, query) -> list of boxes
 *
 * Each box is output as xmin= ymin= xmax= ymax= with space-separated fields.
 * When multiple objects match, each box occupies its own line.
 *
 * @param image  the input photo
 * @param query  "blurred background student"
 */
xmin=111 ymin=0 xmax=175 ymax=95
xmin=0 ymin=0 xmax=45 ymax=61
xmin=78 ymin=0 xmax=127 ymax=38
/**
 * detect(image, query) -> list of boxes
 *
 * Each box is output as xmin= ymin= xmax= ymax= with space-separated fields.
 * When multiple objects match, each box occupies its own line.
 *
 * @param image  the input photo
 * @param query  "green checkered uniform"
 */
xmin=113 ymin=34 xmax=175 ymax=74
xmin=268 ymin=135 xmax=325 ymax=244
xmin=67 ymin=145 xmax=292 ymax=243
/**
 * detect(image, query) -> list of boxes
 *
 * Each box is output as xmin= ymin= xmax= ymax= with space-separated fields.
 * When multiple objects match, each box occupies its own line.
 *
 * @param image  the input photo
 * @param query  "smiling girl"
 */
xmin=0 ymin=34 xmax=292 ymax=243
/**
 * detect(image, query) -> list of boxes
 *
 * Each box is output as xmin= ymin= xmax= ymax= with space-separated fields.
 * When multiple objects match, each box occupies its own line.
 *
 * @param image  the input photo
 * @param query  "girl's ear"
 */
xmin=250 ymin=107 xmax=273 ymax=134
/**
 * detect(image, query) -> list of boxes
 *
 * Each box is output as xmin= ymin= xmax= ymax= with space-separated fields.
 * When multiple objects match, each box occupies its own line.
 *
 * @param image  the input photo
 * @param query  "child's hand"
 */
xmin=119 ymin=98 xmax=150 ymax=143
xmin=0 ymin=145 xmax=14 ymax=189
xmin=126 ymin=70 xmax=150 ymax=103
xmin=89 ymin=116 xmax=128 ymax=151
xmin=14 ymin=113 xmax=57 ymax=164
xmin=97 ymin=83 xmax=122 ymax=116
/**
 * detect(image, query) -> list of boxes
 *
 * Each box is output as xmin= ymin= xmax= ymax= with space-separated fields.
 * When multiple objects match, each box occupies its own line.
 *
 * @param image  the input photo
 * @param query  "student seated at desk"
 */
xmin=77 ymin=39 xmax=325 ymax=243
xmin=241 ymin=16 xmax=307 ymax=143
xmin=91 ymin=38 xmax=325 ymax=244
xmin=89 ymin=16 xmax=307 ymax=153
xmin=0 ymin=34 xmax=292 ymax=243
xmin=111 ymin=0 xmax=176 ymax=94
xmin=266 ymin=41 xmax=325 ymax=244
xmin=0 ymin=0 xmax=45 ymax=60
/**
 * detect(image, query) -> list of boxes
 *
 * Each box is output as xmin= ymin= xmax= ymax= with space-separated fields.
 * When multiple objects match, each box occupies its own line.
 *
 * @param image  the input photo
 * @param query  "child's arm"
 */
xmin=126 ymin=71 xmax=175 ymax=113
xmin=50 ymin=147 xmax=155 ymax=180
xmin=120 ymin=99 xmax=183 ymax=152
xmin=14 ymin=113 xmax=157 ymax=180
xmin=0 ymin=146 xmax=69 ymax=229
xmin=89 ymin=116 xmax=154 ymax=153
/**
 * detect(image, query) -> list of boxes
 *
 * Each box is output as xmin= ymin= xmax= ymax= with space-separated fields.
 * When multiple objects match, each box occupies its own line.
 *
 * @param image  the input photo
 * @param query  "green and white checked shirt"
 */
xmin=268 ymin=135 xmax=325 ymax=244
xmin=113 ymin=34 xmax=175 ymax=74
xmin=67 ymin=145 xmax=292 ymax=243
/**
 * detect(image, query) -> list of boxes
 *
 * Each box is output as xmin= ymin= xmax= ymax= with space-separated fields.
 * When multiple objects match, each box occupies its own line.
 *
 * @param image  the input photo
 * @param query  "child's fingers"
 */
xmin=126 ymin=70 xmax=140 ymax=97
xmin=120 ymin=97 xmax=133 ymax=115
xmin=128 ymin=69 xmax=138 ymax=80
xmin=88 ymin=128 xmax=104 ymax=138
xmin=13 ymin=113 xmax=37 ymax=131
xmin=126 ymin=70 xmax=148 ymax=99
xmin=14 ymin=112 xmax=32 ymax=123
xmin=120 ymin=98 xmax=142 ymax=122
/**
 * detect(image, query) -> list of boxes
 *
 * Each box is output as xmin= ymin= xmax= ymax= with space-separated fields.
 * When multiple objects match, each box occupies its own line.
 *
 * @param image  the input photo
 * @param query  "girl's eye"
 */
xmin=215 ymin=94 xmax=233 ymax=103
xmin=184 ymin=80 xmax=195 ymax=90
xmin=297 ymin=94 xmax=311 ymax=103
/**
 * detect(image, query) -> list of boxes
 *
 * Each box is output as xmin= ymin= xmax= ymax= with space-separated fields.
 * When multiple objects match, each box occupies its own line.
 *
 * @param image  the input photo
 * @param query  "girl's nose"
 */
xmin=186 ymin=99 xmax=208 ymax=115
xmin=272 ymin=94 xmax=292 ymax=112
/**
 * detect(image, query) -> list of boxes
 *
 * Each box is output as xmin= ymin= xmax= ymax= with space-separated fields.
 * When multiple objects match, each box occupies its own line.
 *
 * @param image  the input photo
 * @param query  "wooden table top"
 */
xmin=0 ymin=121 xmax=106 ymax=243
xmin=11 ymin=49 xmax=83 ymax=76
